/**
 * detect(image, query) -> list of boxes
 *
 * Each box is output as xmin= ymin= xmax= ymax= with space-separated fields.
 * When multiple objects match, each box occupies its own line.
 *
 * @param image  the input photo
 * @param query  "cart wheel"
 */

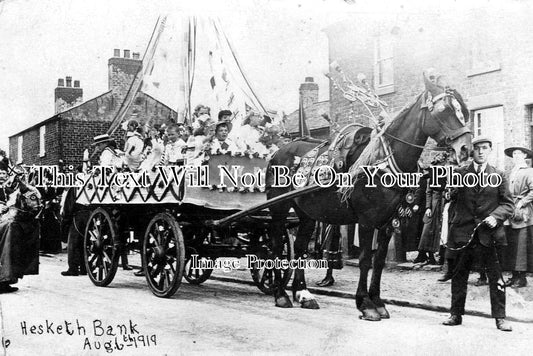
xmin=143 ymin=212 xmax=185 ymax=298
xmin=251 ymin=228 xmax=295 ymax=295
xmin=84 ymin=208 xmax=119 ymax=287
xmin=184 ymin=247 xmax=213 ymax=285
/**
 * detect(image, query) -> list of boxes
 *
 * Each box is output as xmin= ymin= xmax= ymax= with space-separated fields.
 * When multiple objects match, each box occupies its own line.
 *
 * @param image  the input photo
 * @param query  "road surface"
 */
xmin=0 ymin=256 xmax=532 ymax=355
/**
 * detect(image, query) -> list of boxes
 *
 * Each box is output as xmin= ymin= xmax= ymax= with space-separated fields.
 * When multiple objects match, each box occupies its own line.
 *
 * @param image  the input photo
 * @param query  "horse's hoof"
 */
xmin=275 ymin=296 xmax=293 ymax=308
xmin=300 ymin=299 xmax=320 ymax=309
xmin=376 ymin=306 xmax=390 ymax=319
xmin=359 ymin=309 xmax=381 ymax=321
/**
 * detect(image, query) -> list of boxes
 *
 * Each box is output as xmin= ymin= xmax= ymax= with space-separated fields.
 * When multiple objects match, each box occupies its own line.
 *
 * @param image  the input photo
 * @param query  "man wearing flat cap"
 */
xmin=501 ymin=145 xmax=533 ymax=288
xmin=443 ymin=136 xmax=514 ymax=331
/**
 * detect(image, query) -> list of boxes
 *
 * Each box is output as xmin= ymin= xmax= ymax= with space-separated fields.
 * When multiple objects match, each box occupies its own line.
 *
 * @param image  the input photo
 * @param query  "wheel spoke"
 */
xmin=157 ymin=269 xmax=165 ymax=290
xmin=164 ymin=268 xmax=171 ymax=286
xmin=88 ymin=253 xmax=98 ymax=267
xmin=102 ymin=250 xmax=112 ymax=265
xmin=97 ymin=261 xmax=103 ymax=280
xmin=101 ymin=255 xmax=109 ymax=276
xmin=149 ymin=232 xmax=160 ymax=248
xmin=260 ymin=269 xmax=269 ymax=285
xmin=89 ymin=229 xmax=99 ymax=241
xmin=150 ymin=262 xmax=162 ymax=279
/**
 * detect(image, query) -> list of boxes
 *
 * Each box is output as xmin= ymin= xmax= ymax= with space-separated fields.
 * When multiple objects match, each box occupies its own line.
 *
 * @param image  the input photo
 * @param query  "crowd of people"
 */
xmin=89 ymin=106 xmax=290 ymax=174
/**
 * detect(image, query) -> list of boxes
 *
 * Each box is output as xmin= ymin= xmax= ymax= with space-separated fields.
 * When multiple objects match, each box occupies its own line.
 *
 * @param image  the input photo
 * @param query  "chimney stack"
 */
xmin=55 ymin=76 xmax=83 ymax=114
xmin=114 ymin=48 xmax=120 ymax=57
xmin=108 ymin=49 xmax=142 ymax=100
xmin=299 ymin=77 xmax=319 ymax=108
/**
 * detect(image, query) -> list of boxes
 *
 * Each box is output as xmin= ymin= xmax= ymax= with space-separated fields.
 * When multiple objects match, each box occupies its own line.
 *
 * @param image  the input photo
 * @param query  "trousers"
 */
xmin=451 ymin=239 xmax=506 ymax=318
xmin=66 ymin=210 xmax=91 ymax=272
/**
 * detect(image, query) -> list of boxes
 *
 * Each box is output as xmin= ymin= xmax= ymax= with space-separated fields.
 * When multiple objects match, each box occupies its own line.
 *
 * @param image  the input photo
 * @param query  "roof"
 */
xmin=9 ymin=90 xmax=113 ymax=138
xmin=285 ymin=100 xmax=330 ymax=133
xmin=9 ymin=90 xmax=177 ymax=138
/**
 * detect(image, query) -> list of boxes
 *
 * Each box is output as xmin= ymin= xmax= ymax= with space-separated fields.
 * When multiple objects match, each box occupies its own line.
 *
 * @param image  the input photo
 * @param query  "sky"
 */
xmin=0 ymin=0 xmax=517 ymax=151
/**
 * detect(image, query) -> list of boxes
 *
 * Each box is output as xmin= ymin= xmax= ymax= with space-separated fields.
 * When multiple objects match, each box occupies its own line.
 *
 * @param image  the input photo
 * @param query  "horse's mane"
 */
xmin=338 ymin=92 xmax=425 ymax=201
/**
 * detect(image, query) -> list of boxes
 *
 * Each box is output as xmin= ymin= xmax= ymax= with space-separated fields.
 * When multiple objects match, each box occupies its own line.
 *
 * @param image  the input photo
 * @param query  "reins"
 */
xmin=445 ymin=222 xmax=484 ymax=251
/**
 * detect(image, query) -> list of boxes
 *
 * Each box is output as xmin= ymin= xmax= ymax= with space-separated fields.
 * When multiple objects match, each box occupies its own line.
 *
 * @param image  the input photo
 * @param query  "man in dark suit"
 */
xmin=443 ymin=136 xmax=514 ymax=331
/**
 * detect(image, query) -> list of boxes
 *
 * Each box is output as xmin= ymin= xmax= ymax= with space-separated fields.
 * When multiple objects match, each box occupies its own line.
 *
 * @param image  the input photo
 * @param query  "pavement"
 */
xmin=3 ymin=256 xmax=533 ymax=355
xmin=210 ymin=258 xmax=533 ymax=324
xmin=44 ymin=251 xmax=533 ymax=323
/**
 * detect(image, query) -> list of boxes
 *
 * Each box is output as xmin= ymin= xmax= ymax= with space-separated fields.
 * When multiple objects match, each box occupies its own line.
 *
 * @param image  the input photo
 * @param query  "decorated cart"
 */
xmin=75 ymin=153 xmax=298 ymax=298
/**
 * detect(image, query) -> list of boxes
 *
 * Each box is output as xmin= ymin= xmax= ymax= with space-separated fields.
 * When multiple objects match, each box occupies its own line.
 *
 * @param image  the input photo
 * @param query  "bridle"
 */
xmin=376 ymin=90 xmax=470 ymax=175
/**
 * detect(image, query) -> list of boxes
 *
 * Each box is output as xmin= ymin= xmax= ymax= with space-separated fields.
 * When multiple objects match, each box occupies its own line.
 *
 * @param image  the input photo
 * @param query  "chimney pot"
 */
xmin=124 ymin=49 xmax=130 ymax=58
xmin=58 ymin=78 xmax=64 ymax=87
xmin=132 ymin=52 xmax=140 ymax=60
xmin=305 ymin=77 xmax=314 ymax=83
xmin=114 ymin=49 xmax=120 ymax=57
xmin=74 ymin=80 xmax=80 ymax=88
xmin=65 ymin=76 xmax=72 ymax=87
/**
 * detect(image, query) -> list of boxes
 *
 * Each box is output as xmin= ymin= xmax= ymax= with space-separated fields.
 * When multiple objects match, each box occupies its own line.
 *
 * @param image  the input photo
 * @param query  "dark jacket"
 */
xmin=448 ymin=163 xmax=514 ymax=247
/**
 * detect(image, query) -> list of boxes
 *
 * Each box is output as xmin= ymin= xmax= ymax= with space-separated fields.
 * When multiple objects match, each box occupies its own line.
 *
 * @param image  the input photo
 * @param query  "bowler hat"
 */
xmin=91 ymin=134 xmax=114 ymax=146
xmin=504 ymin=146 xmax=533 ymax=159
xmin=472 ymin=135 xmax=493 ymax=147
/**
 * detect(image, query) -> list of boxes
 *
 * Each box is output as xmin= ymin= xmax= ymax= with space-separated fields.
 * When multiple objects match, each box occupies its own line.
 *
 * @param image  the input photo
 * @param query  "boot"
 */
xmin=442 ymin=314 xmax=462 ymax=326
xmin=495 ymin=318 xmax=512 ymax=332
xmin=437 ymin=246 xmax=446 ymax=265
xmin=515 ymin=272 xmax=528 ymax=288
xmin=121 ymin=252 xmax=132 ymax=270
xmin=413 ymin=251 xmax=427 ymax=264
xmin=438 ymin=259 xmax=455 ymax=282
xmin=504 ymin=271 xmax=519 ymax=287
xmin=474 ymin=270 xmax=488 ymax=286
xmin=427 ymin=253 xmax=438 ymax=265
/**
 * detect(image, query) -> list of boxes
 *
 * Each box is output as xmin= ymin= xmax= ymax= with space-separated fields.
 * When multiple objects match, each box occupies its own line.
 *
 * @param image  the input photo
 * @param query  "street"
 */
xmin=1 ymin=255 xmax=532 ymax=355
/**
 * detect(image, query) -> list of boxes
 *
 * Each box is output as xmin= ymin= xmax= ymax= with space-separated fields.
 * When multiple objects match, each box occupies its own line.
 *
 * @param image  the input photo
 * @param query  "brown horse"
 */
xmin=266 ymin=75 xmax=471 ymax=319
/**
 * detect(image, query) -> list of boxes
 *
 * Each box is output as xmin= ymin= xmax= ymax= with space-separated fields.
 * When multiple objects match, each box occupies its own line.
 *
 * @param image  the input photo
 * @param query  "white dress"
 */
xmin=123 ymin=132 xmax=144 ymax=171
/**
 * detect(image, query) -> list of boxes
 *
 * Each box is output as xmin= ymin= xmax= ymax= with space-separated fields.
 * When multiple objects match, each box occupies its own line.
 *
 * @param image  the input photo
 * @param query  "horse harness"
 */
xmin=378 ymin=90 xmax=470 ymax=176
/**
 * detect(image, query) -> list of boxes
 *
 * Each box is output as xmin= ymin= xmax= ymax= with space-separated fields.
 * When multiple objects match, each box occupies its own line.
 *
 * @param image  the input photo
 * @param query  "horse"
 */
xmin=266 ymin=74 xmax=471 ymax=319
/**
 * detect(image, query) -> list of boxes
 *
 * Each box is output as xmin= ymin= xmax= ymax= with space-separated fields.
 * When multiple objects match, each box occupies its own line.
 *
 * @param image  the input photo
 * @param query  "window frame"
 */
xmin=373 ymin=33 xmax=395 ymax=95
xmin=16 ymin=135 xmax=23 ymax=164
xmin=39 ymin=125 xmax=46 ymax=157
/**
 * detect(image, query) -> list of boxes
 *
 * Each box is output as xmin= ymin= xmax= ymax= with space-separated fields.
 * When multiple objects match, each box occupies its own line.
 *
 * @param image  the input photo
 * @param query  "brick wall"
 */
xmin=325 ymin=9 xmax=533 ymax=168
xmin=60 ymin=118 xmax=115 ymax=168
xmin=8 ymin=119 xmax=61 ymax=166
xmin=323 ymin=10 xmax=533 ymax=257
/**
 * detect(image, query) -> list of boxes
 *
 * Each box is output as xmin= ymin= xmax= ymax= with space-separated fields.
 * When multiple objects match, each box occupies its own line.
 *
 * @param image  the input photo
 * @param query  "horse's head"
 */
xmin=421 ymin=72 xmax=471 ymax=164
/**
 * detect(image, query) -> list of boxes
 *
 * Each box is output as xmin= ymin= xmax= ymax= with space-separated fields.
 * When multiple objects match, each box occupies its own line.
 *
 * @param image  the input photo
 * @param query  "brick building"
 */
xmin=9 ymin=49 xmax=177 ymax=168
xmin=324 ymin=8 xmax=533 ymax=169
xmin=286 ymin=77 xmax=330 ymax=139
